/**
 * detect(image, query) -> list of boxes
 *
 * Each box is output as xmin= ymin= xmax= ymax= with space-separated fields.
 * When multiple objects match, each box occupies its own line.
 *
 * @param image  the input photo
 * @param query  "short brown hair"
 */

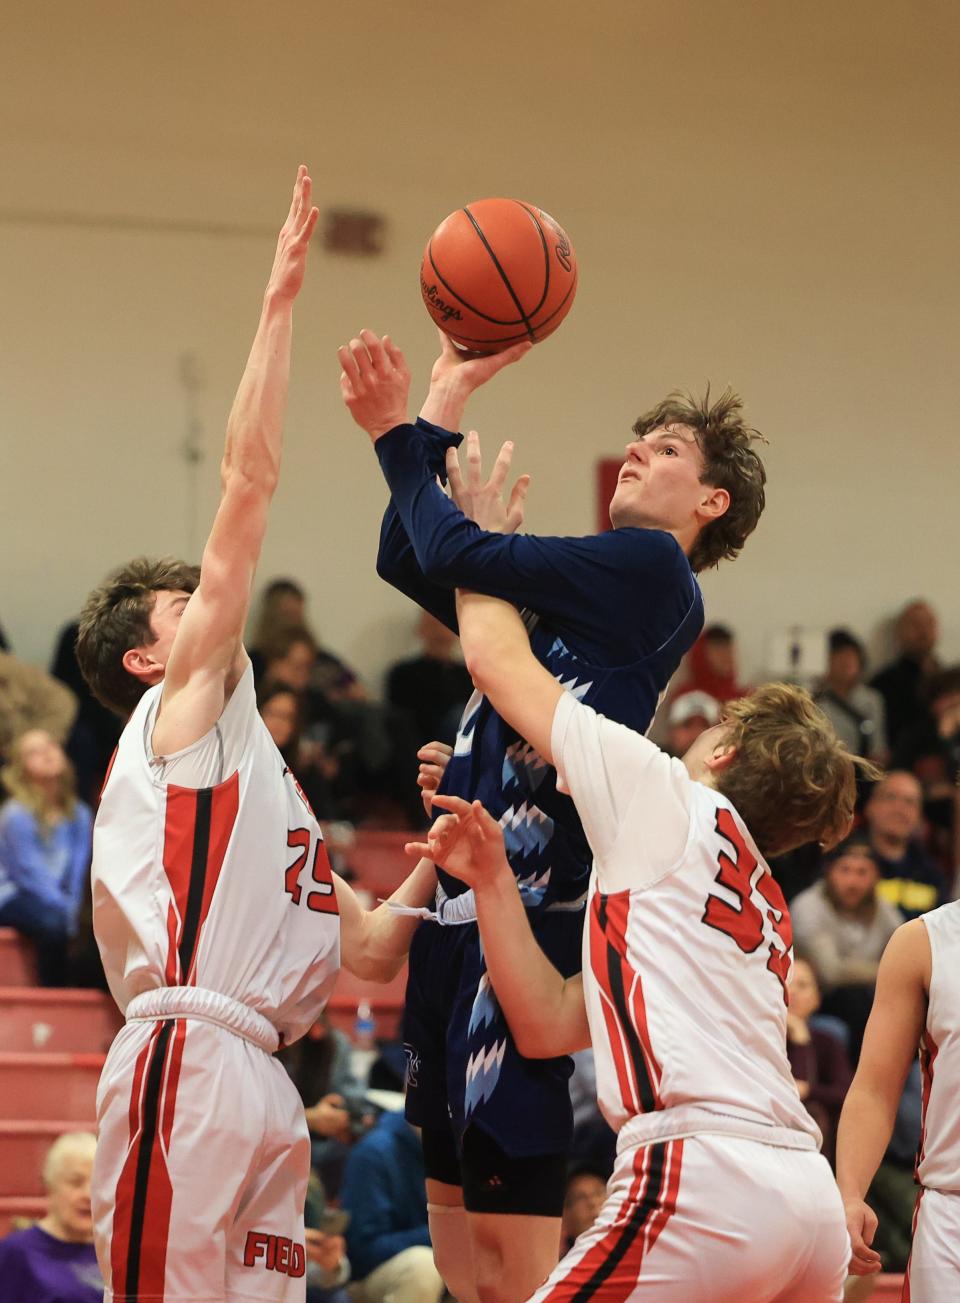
xmin=632 ymin=387 xmax=766 ymax=573
xmin=76 ymin=557 xmax=200 ymax=716
xmin=259 ymin=624 xmax=318 ymax=667
xmin=715 ymin=683 xmax=880 ymax=858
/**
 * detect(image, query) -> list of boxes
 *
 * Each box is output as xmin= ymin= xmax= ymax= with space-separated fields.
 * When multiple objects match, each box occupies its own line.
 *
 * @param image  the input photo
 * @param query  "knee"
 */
xmin=430 ymin=1236 xmax=475 ymax=1302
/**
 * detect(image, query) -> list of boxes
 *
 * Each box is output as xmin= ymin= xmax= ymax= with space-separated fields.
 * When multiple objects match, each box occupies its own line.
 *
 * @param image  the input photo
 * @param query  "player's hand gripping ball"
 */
xmin=420 ymin=198 xmax=578 ymax=354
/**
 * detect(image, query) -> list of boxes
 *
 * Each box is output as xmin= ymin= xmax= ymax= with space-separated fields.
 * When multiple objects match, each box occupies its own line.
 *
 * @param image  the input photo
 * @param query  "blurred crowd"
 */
xmin=1 ymin=589 xmax=957 ymax=1284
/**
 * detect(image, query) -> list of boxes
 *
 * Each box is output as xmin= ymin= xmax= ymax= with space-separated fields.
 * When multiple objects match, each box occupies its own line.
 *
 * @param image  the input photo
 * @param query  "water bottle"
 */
xmin=351 ymin=999 xmax=377 ymax=1082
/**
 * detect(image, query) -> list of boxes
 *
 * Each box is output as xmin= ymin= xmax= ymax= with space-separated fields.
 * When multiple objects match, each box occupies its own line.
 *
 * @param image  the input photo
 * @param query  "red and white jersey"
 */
xmin=917 ymin=902 xmax=960 ymax=1191
xmin=551 ymin=691 xmax=820 ymax=1150
xmin=93 ymin=661 xmax=339 ymax=1047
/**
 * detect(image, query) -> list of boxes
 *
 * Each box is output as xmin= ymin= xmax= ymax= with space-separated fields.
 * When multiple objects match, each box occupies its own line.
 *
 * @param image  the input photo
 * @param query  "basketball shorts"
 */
xmin=92 ymin=989 xmax=310 ymax=1302
xmin=529 ymin=1132 xmax=849 ymax=1303
xmin=904 ymin=1187 xmax=960 ymax=1302
xmin=402 ymin=908 xmax=582 ymax=1160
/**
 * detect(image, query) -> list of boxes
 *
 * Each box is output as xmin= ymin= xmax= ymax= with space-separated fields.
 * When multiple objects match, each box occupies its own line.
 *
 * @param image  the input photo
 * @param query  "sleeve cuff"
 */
xmin=415 ymin=416 xmax=464 ymax=448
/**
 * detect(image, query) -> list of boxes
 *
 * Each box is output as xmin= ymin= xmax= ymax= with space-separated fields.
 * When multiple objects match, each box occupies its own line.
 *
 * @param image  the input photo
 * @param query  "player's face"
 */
xmin=47 ymin=1150 xmax=94 ymax=1242
xmin=609 ymin=423 xmax=710 ymax=532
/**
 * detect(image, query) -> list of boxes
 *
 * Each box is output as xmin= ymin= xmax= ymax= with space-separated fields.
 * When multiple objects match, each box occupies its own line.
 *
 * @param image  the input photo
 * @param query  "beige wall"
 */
xmin=2 ymin=0 xmax=958 ymax=689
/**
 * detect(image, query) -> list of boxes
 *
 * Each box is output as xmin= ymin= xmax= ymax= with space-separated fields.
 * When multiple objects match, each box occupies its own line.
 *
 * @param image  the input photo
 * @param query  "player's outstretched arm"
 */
xmin=154 ymin=166 xmax=319 ymax=755
xmin=455 ymin=588 xmax=562 ymax=763
xmin=836 ymin=919 xmax=930 ymax=1276
xmin=407 ymin=795 xmax=591 ymax=1057
xmin=334 ymin=854 xmax=438 ymax=982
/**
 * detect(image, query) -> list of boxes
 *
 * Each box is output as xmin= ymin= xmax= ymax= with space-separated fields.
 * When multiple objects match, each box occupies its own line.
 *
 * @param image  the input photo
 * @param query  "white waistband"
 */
xmin=125 ymin=987 xmax=280 ymax=1054
xmin=616 ymin=1105 xmax=820 ymax=1154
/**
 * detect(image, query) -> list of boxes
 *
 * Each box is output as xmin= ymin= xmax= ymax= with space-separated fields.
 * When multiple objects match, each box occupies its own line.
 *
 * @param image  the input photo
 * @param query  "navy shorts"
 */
xmin=402 ymin=906 xmax=584 ymax=1159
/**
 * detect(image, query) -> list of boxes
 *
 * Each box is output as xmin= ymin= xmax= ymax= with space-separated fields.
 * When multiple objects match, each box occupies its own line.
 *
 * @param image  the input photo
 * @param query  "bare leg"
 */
xmin=467 ymin=1211 xmax=561 ymax=1303
xmin=427 ymin=1178 xmax=480 ymax=1303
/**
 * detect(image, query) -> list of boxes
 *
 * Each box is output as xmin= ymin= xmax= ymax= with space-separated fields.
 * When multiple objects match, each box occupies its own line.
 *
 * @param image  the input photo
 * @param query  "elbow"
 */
xmin=461 ymin=645 xmax=494 ymax=697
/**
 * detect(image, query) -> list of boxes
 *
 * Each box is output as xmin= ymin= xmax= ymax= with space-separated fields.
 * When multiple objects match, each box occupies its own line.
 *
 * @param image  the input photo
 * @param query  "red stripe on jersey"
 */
xmin=589 ymin=898 xmax=639 ymax=1114
xmin=99 ymin=746 xmax=119 ymax=802
xmin=915 ymin=1031 xmax=940 ymax=1178
xmin=193 ymin=773 xmax=240 ymax=973
xmin=161 ymin=771 xmax=240 ymax=985
xmin=592 ymin=892 xmax=663 ymax=1111
xmin=160 ymin=1019 xmax=188 ymax=1151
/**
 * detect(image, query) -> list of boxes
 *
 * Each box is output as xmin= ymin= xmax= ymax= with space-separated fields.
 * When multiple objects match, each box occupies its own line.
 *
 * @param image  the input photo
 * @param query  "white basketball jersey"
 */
xmin=93 ymin=662 xmax=340 ymax=1047
xmin=917 ymin=902 xmax=960 ymax=1191
xmin=551 ymin=691 xmax=820 ymax=1150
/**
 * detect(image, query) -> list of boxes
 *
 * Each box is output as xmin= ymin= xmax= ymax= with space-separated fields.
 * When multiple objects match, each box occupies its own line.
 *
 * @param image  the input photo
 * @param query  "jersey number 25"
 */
xmin=285 ymin=828 xmax=338 ymax=915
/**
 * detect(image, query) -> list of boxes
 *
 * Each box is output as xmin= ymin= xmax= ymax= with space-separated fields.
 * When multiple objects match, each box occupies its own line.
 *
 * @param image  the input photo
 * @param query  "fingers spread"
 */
xmin=446 ymin=446 xmax=465 ymax=495
xmin=465 ymin=430 xmax=483 ymax=488
xmin=359 ymin=329 xmax=389 ymax=372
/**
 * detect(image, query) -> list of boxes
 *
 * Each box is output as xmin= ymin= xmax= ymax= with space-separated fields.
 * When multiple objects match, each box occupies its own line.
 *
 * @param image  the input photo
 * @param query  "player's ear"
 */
xmin=697 ymin=484 xmax=730 ymax=525
xmin=122 ymin=645 xmax=162 ymax=684
xmin=704 ymin=743 xmax=737 ymax=775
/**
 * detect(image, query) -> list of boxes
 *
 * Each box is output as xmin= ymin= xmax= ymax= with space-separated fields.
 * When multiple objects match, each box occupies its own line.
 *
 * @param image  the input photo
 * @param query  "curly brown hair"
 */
xmin=632 ymin=387 xmax=767 ymax=573
xmin=76 ymin=557 xmax=200 ymax=717
xmin=714 ymin=683 xmax=880 ymax=858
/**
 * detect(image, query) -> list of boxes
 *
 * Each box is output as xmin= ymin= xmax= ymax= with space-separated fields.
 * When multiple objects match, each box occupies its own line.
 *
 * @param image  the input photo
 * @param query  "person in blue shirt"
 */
xmin=339 ymin=1102 xmax=444 ymax=1303
xmin=339 ymin=328 xmax=767 ymax=1302
xmin=0 ymin=728 xmax=92 ymax=986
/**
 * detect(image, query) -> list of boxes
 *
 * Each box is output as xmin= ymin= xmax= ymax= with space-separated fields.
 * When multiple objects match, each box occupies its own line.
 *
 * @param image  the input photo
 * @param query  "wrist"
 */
xmin=262 ymin=287 xmax=295 ymax=315
xmin=419 ymin=376 xmax=471 ymax=430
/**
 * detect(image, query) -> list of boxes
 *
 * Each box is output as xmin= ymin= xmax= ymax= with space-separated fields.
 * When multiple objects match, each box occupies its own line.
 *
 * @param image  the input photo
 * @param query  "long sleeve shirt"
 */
xmin=0 ymin=799 xmax=93 ymax=932
xmin=375 ymin=419 xmax=704 ymax=907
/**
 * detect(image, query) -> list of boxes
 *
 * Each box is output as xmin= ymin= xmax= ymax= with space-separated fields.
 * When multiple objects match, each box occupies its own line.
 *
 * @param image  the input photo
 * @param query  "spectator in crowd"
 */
xmin=560 ymin=1163 xmax=607 ymax=1256
xmin=251 ymin=580 xmax=364 ymax=703
xmin=49 ymin=619 xmax=123 ymax=805
xmin=892 ymin=666 xmax=960 ymax=875
xmin=0 ymin=1131 xmax=102 ymax=1302
xmin=814 ymin=628 xmax=887 ymax=763
xmin=0 ymin=649 xmax=77 ymax=764
xmin=674 ymin=623 xmax=747 ymax=705
xmin=785 ymin=956 xmax=853 ymax=1166
xmin=0 ymin=729 xmax=92 ymax=986
xmin=665 ymin=689 xmax=720 ymax=758
xmin=339 ymin=1099 xmax=444 ymax=1303
xmin=386 ymin=610 xmax=473 ymax=748
xmin=870 ymin=598 xmax=940 ymax=752
xmin=864 ymin=770 xmax=946 ymax=919
xmin=790 ymin=839 xmax=902 ymax=1061
xmin=259 ymin=682 xmax=340 ymax=820
xmin=279 ymin=1012 xmax=369 ymax=1196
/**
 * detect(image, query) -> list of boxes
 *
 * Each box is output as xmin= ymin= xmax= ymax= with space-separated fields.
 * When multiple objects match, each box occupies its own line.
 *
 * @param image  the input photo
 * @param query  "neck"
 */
xmin=825 ymin=677 xmax=852 ymax=698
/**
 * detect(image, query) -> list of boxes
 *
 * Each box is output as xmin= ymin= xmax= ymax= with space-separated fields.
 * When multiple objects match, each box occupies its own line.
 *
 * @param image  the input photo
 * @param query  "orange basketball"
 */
xmin=420 ymin=198 xmax=578 ymax=353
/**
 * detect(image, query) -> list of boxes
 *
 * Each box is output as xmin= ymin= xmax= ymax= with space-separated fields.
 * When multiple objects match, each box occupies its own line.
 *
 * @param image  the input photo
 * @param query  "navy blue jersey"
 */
xmin=375 ymin=419 xmax=703 ymax=907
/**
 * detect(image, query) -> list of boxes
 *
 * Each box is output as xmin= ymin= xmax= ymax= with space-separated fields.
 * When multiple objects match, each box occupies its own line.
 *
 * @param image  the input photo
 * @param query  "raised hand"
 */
xmin=417 ymin=741 xmax=453 ymax=818
xmin=339 ymin=330 xmax=412 ymax=441
xmin=420 ymin=329 xmax=533 ymax=431
xmin=844 ymin=1199 xmax=882 ymax=1276
xmin=266 ymin=165 xmax=320 ymax=303
xmin=446 ymin=430 xmax=530 ymax=533
xmin=405 ymin=794 xmax=510 ymax=889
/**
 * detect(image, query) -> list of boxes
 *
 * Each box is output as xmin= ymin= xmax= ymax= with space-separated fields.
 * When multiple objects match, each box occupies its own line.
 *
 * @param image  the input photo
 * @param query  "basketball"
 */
xmin=420 ymin=198 xmax=578 ymax=353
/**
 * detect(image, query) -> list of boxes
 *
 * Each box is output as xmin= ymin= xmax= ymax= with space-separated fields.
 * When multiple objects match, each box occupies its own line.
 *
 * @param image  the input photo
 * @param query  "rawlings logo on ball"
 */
xmin=420 ymin=277 xmax=464 ymax=324
xmin=554 ymin=235 xmax=573 ymax=274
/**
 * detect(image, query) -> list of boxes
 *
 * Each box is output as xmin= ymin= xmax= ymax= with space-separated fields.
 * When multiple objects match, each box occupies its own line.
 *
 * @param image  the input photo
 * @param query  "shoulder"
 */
xmin=0 ymin=801 xmax=36 ymax=834
xmin=0 ymin=1223 xmax=34 ymax=1261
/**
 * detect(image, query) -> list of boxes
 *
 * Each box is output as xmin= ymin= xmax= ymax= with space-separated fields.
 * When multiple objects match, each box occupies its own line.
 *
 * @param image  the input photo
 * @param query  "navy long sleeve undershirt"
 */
xmin=375 ymin=418 xmax=695 ymax=662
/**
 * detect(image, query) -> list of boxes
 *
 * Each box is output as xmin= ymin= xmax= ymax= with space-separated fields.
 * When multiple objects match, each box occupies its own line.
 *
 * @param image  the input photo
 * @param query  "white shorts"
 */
xmin=904 ymin=1187 xmax=960 ymax=1302
xmin=92 ymin=996 xmax=310 ymax=1303
xmin=528 ymin=1133 xmax=849 ymax=1303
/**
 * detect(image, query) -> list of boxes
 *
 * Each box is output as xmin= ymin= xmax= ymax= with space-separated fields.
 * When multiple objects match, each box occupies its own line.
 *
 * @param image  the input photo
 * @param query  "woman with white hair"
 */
xmin=0 ymin=1131 xmax=103 ymax=1301
xmin=0 ymin=728 xmax=92 ymax=984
